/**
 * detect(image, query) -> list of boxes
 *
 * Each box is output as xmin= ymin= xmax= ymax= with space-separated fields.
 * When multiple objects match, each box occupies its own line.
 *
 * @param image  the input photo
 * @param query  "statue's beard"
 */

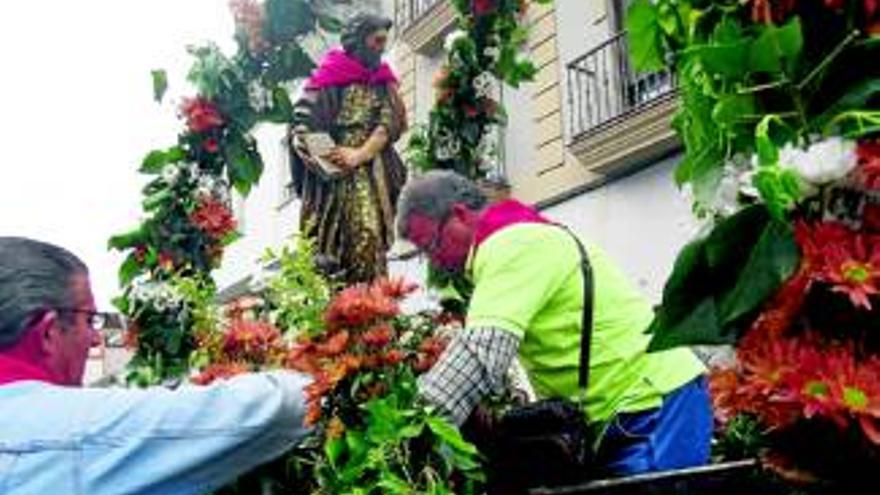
xmin=352 ymin=46 xmax=383 ymax=70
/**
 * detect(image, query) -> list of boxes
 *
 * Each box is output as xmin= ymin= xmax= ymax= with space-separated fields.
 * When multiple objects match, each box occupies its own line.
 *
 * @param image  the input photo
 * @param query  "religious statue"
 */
xmin=288 ymin=13 xmax=408 ymax=284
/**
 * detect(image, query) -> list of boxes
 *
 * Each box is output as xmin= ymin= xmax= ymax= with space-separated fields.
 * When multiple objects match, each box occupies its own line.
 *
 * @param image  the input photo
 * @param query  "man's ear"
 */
xmin=451 ymin=202 xmax=469 ymax=221
xmin=31 ymin=311 xmax=60 ymax=354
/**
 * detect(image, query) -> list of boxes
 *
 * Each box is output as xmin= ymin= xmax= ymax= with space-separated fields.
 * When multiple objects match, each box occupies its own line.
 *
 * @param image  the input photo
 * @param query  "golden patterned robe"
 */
xmin=289 ymin=83 xmax=407 ymax=284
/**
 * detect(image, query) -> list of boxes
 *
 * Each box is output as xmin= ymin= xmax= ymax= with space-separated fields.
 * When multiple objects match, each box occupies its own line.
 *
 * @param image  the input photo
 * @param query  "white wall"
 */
xmin=543 ymin=154 xmax=697 ymax=302
xmin=214 ymin=124 xmax=300 ymax=290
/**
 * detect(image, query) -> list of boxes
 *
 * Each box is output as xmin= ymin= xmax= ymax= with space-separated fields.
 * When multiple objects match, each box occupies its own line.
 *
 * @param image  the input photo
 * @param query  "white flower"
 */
xmin=161 ymin=164 xmax=181 ymax=185
xmin=433 ymin=129 xmax=461 ymax=161
xmin=779 ymin=137 xmax=857 ymax=186
xmin=473 ymin=72 xmax=495 ymax=99
xmin=443 ymin=30 xmax=468 ymax=53
xmin=248 ymin=81 xmax=271 ymax=113
xmin=483 ymin=46 xmax=501 ymax=60
xmin=184 ymin=163 xmax=200 ymax=178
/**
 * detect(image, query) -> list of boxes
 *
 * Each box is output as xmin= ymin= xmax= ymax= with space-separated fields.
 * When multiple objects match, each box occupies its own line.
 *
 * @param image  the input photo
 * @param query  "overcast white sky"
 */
xmin=0 ymin=1 xmax=237 ymax=308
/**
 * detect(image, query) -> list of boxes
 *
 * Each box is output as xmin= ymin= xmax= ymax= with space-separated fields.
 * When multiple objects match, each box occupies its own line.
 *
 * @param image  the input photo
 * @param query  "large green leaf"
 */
xmin=649 ymin=206 xmax=799 ymax=351
xmin=626 ymin=0 xmax=666 ymax=73
xmin=719 ymin=220 xmax=798 ymax=324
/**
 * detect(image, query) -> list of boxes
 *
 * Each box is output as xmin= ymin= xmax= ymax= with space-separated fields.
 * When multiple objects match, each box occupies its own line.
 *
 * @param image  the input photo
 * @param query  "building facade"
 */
xmin=215 ymin=0 xmax=699 ymax=305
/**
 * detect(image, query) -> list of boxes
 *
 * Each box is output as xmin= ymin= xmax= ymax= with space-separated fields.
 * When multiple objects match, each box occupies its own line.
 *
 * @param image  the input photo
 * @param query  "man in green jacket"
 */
xmin=396 ymin=170 xmax=711 ymax=474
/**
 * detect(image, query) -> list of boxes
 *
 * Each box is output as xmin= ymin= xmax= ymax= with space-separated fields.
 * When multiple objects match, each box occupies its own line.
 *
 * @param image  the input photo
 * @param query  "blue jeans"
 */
xmin=596 ymin=376 xmax=712 ymax=475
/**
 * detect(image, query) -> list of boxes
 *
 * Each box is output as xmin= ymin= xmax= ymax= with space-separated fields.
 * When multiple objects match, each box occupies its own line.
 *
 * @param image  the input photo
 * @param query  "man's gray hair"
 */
xmin=0 ymin=237 xmax=87 ymax=349
xmin=396 ymin=170 xmax=488 ymax=239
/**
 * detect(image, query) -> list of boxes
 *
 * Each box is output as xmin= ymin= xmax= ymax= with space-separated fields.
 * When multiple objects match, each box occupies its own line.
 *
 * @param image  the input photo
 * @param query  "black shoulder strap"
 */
xmin=556 ymin=226 xmax=594 ymax=391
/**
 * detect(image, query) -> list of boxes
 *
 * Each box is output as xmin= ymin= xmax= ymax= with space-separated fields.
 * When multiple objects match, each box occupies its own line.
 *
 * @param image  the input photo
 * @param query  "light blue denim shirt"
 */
xmin=0 ymin=371 xmax=311 ymax=495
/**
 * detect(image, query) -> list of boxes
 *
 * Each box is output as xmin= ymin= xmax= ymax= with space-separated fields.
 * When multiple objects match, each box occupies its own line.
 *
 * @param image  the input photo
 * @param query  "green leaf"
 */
xmin=749 ymin=17 xmax=803 ymax=73
xmin=426 ymin=416 xmax=478 ymax=455
xmin=712 ymin=93 xmax=757 ymax=128
xmin=626 ymin=0 xmax=666 ymax=73
xmin=649 ymin=298 xmax=722 ymax=351
xmin=316 ymin=12 xmax=343 ymax=33
xmin=140 ymin=146 xmax=185 ymax=174
xmin=325 ymin=437 xmax=344 ymax=468
xmin=755 ymin=115 xmax=781 ymax=165
xmin=691 ymin=41 xmax=751 ymax=77
xmin=815 ymin=80 xmax=880 ymax=131
xmin=264 ymin=0 xmax=315 ymax=43
xmin=224 ymin=133 xmax=264 ymax=195
xmin=118 ymin=253 xmax=141 ymax=287
xmin=151 ymin=69 xmax=168 ymax=103
xmin=108 ymin=226 xmax=147 ymax=250
xmin=143 ymin=189 xmax=172 ymax=211
xmin=649 ymin=206 xmax=794 ymax=351
xmin=718 ymin=220 xmax=798 ymax=324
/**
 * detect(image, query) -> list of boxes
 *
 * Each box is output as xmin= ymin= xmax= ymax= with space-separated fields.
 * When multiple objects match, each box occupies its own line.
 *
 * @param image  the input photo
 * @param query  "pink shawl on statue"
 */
xmin=305 ymin=48 xmax=398 ymax=90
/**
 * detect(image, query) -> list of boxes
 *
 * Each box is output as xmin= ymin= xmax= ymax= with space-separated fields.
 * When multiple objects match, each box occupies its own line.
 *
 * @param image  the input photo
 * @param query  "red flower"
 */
xmin=472 ymin=0 xmax=498 ymax=16
xmin=134 ymin=245 xmax=147 ymax=263
xmin=864 ymin=203 xmax=880 ymax=232
xmin=180 ymin=97 xmax=224 ymax=133
xmin=190 ymin=197 xmax=237 ymax=240
xmin=222 ymin=319 xmax=283 ymax=364
xmin=856 ymin=140 xmax=880 ymax=190
xmin=382 ymin=349 xmax=405 ymax=366
xmin=203 ymin=137 xmax=220 ymax=153
xmin=192 ymin=362 xmax=249 ymax=385
xmin=820 ymin=233 xmax=880 ymax=310
xmin=796 ymin=220 xmax=880 ymax=310
xmin=464 ymin=105 xmax=479 ymax=118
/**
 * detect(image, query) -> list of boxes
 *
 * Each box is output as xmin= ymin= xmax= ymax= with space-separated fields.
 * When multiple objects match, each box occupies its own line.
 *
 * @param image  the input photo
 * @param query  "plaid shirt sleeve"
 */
xmin=417 ymin=327 xmax=521 ymax=426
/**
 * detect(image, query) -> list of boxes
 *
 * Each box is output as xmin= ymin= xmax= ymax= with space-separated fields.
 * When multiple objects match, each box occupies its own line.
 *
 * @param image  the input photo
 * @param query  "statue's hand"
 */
xmin=327 ymin=146 xmax=369 ymax=169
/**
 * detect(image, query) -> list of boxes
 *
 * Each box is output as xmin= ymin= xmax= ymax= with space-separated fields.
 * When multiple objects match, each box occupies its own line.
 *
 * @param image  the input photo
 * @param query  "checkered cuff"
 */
xmin=418 ymin=327 xmax=521 ymax=426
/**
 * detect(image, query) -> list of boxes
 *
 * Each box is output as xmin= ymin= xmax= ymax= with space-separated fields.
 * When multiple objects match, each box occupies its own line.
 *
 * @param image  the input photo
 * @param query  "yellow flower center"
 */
xmin=842 ymin=261 xmax=870 ymax=284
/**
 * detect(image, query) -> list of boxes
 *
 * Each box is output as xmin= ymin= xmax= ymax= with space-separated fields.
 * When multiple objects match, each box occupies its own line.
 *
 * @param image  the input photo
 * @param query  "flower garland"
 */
xmin=406 ymin=0 xmax=552 ymax=179
xmin=108 ymin=0 xmax=338 ymax=383
xmin=630 ymin=0 xmax=880 ymax=481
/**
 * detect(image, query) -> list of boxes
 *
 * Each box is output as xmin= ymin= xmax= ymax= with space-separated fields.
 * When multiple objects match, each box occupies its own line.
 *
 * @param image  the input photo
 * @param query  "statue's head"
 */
xmin=341 ymin=13 xmax=392 ymax=70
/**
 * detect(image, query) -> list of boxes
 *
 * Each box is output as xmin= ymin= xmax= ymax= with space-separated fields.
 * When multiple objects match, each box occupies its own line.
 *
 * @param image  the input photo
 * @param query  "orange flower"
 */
xmin=316 ymin=330 xmax=351 ymax=356
xmin=326 ymin=416 xmax=346 ymax=440
xmin=192 ymin=362 xmax=249 ymax=385
xmin=373 ymin=277 xmax=419 ymax=300
xmin=324 ymin=285 xmax=399 ymax=330
xmin=222 ymin=319 xmax=283 ymax=364
xmin=360 ymin=323 xmax=394 ymax=348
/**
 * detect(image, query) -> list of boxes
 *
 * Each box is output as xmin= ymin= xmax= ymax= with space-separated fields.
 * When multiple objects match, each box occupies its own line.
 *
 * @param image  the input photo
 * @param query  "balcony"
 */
xmin=394 ymin=0 xmax=457 ymax=53
xmin=566 ymin=32 xmax=679 ymax=174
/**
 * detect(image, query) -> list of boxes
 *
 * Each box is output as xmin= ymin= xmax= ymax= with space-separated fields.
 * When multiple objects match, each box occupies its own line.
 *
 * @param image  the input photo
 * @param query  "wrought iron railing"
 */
xmin=394 ymin=0 xmax=443 ymax=32
xmin=566 ymin=32 xmax=675 ymax=142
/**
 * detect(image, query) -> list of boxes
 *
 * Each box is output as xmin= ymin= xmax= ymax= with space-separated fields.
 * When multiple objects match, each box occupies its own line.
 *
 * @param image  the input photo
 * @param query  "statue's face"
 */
xmin=365 ymin=29 xmax=389 ymax=56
